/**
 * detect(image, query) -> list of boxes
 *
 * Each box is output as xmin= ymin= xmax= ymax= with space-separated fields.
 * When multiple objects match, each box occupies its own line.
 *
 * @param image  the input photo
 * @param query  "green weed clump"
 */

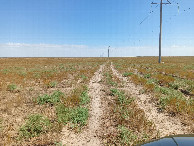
xmin=104 ymin=72 xmax=117 ymax=86
xmin=19 ymin=114 xmax=51 ymax=139
xmin=118 ymin=125 xmax=137 ymax=145
xmin=144 ymin=73 xmax=151 ymax=79
xmin=80 ymin=87 xmax=90 ymax=105
xmin=110 ymin=88 xmax=134 ymax=105
xmin=123 ymin=72 xmax=133 ymax=77
xmin=7 ymin=84 xmax=18 ymax=92
xmin=155 ymin=86 xmax=183 ymax=97
xmin=80 ymin=75 xmax=88 ymax=81
xmin=47 ymin=81 xmax=58 ymax=88
xmin=56 ymin=104 xmax=88 ymax=128
xmin=168 ymin=82 xmax=179 ymax=90
xmin=36 ymin=90 xmax=64 ymax=105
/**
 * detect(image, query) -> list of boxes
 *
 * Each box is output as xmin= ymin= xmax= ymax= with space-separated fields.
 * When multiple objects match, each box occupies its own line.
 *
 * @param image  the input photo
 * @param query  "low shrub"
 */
xmin=104 ymin=72 xmax=117 ymax=86
xmin=19 ymin=114 xmax=51 ymax=139
xmin=110 ymin=89 xmax=126 ymax=104
xmin=56 ymin=104 xmax=88 ymax=128
xmin=144 ymin=73 xmax=151 ymax=79
xmin=80 ymin=88 xmax=90 ymax=105
xmin=110 ymin=88 xmax=119 ymax=96
xmin=36 ymin=90 xmax=64 ymax=105
xmin=7 ymin=84 xmax=18 ymax=92
xmin=169 ymin=83 xmax=179 ymax=90
xmin=110 ymin=88 xmax=134 ymax=105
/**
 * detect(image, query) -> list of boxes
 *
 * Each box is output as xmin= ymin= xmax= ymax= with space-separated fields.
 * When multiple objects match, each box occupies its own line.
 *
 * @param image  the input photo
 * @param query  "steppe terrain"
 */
xmin=0 ymin=57 xmax=193 ymax=145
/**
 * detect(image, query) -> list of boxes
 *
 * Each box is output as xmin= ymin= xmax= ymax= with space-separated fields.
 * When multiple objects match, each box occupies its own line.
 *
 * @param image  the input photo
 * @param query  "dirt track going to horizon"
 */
xmin=62 ymin=62 xmax=192 ymax=145
xmin=0 ymin=57 xmax=193 ymax=145
xmin=61 ymin=64 xmax=105 ymax=146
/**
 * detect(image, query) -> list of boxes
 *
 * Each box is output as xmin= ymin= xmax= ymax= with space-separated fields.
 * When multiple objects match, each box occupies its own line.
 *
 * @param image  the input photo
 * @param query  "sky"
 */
xmin=0 ymin=0 xmax=193 ymax=57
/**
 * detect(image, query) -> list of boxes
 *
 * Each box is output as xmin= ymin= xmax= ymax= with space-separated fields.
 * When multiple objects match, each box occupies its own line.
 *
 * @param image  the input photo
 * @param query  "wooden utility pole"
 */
xmin=108 ymin=46 xmax=110 ymax=58
xmin=159 ymin=0 xmax=162 ymax=63
xmin=152 ymin=0 xmax=171 ymax=63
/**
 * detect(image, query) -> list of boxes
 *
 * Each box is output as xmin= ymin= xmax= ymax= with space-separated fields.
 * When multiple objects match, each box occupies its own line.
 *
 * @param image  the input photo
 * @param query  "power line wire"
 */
xmin=139 ymin=4 xmax=159 ymax=25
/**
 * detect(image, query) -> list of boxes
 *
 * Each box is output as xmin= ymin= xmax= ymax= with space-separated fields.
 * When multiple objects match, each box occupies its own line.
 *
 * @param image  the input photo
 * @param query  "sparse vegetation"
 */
xmin=7 ymin=84 xmax=19 ymax=92
xmin=80 ymin=86 xmax=90 ymax=105
xmin=47 ymin=81 xmax=58 ymax=88
xmin=80 ymin=74 xmax=88 ymax=81
xmin=0 ymin=58 xmax=105 ymax=145
xmin=56 ymin=104 xmax=89 ymax=128
xmin=109 ymin=88 xmax=156 ymax=145
xmin=110 ymin=88 xmax=134 ymax=105
xmin=118 ymin=125 xmax=137 ymax=145
xmin=36 ymin=90 xmax=64 ymax=105
xmin=104 ymin=72 xmax=118 ymax=87
xmin=101 ymin=64 xmax=157 ymax=145
xmin=19 ymin=114 xmax=51 ymax=139
xmin=0 ymin=57 xmax=193 ymax=145
xmin=62 ymin=85 xmax=90 ymax=107
xmin=123 ymin=72 xmax=133 ymax=77
xmin=56 ymin=86 xmax=90 ymax=129
xmin=112 ymin=57 xmax=194 ymax=130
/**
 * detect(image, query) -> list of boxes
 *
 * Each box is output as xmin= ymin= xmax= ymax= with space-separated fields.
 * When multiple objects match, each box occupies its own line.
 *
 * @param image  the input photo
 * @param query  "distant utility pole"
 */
xmin=152 ymin=0 xmax=171 ymax=63
xmin=108 ymin=46 xmax=110 ymax=58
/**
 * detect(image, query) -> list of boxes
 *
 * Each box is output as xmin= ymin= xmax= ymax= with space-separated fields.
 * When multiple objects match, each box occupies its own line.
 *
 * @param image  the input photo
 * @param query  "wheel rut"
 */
xmin=61 ymin=64 xmax=105 ymax=146
xmin=110 ymin=63 xmax=190 ymax=137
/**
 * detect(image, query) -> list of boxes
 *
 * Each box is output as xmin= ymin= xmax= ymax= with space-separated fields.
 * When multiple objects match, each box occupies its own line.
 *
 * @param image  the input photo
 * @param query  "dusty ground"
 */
xmin=61 ymin=64 xmax=105 ymax=146
xmin=110 ymin=63 xmax=191 ymax=137
xmin=1 ymin=58 xmax=193 ymax=145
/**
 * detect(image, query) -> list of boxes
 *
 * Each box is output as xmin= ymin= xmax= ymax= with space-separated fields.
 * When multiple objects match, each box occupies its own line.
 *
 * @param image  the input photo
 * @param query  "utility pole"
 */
xmin=151 ymin=0 xmax=171 ymax=63
xmin=108 ymin=46 xmax=110 ymax=58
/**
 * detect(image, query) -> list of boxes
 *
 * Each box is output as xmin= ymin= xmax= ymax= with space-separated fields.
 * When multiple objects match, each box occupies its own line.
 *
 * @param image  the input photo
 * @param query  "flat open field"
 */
xmin=0 ymin=57 xmax=193 ymax=145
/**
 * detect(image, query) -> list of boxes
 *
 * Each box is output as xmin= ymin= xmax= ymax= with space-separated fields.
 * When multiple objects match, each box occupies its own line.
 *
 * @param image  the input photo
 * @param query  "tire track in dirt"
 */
xmin=110 ymin=63 xmax=190 ymax=138
xmin=61 ymin=64 xmax=105 ymax=146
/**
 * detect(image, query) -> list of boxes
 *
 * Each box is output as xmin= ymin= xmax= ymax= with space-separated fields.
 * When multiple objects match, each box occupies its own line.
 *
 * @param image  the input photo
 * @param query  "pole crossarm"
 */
xmin=151 ymin=0 xmax=171 ymax=63
xmin=151 ymin=0 xmax=171 ymax=5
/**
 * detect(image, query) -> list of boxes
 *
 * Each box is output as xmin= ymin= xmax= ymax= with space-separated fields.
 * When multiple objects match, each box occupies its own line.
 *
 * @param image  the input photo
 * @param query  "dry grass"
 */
xmin=111 ymin=56 xmax=194 ymax=132
xmin=100 ymin=64 xmax=158 ymax=145
xmin=1 ymin=57 xmax=193 ymax=145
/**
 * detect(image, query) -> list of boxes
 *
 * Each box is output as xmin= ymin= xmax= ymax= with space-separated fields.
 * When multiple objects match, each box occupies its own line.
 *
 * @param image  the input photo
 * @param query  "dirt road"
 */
xmin=62 ymin=64 xmax=105 ymax=146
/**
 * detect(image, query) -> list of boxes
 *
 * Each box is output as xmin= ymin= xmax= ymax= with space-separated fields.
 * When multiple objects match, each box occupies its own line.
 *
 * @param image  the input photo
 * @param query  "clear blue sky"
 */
xmin=0 ymin=0 xmax=193 ymax=57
